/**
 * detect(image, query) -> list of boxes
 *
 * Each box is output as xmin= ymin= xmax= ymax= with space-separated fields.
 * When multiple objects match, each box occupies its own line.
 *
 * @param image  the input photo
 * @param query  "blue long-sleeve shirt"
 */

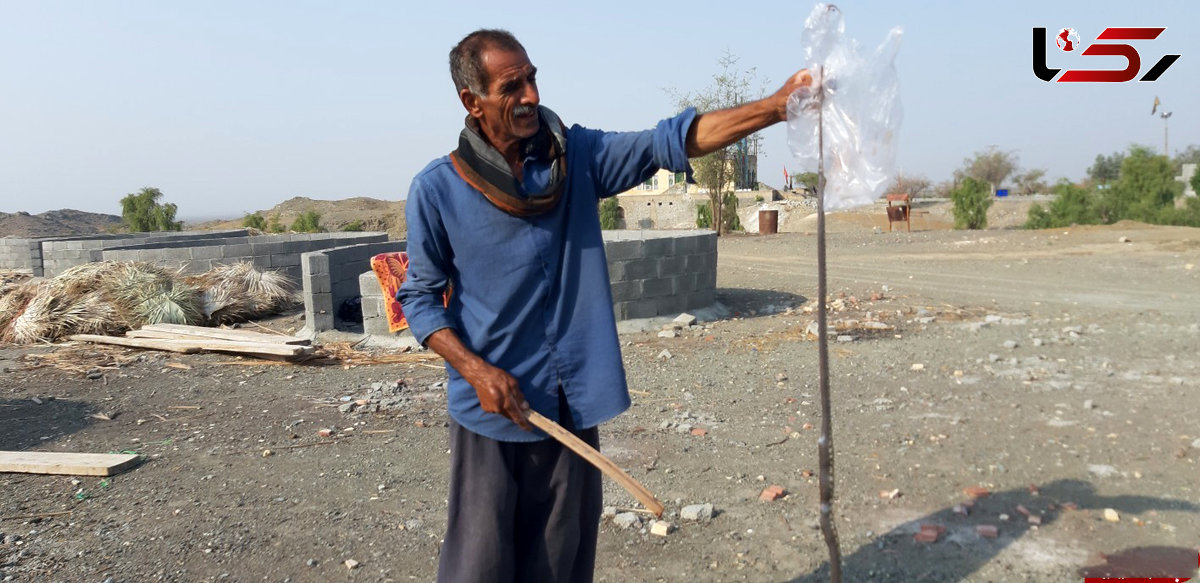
xmin=398 ymin=109 xmax=697 ymax=442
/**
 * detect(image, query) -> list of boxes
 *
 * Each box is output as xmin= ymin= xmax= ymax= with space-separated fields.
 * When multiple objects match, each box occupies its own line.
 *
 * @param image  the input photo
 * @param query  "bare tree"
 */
xmin=889 ymin=174 xmax=932 ymax=198
xmin=669 ymin=51 xmax=766 ymax=235
xmin=960 ymin=146 xmax=1018 ymax=193
xmin=1014 ymin=168 xmax=1047 ymax=196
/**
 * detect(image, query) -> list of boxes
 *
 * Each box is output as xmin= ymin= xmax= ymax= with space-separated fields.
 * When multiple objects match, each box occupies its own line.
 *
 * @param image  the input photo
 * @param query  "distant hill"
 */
xmin=0 ymin=209 xmax=124 ymax=238
xmin=198 ymin=196 xmax=406 ymax=240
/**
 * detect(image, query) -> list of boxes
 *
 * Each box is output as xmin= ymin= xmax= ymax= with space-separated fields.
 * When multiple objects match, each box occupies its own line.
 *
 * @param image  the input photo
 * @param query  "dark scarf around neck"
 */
xmin=449 ymin=106 xmax=567 ymax=217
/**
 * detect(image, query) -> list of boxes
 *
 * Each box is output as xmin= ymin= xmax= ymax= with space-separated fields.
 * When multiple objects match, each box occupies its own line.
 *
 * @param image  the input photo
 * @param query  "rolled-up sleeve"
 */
xmin=586 ymin=107 xmax=698 ymax=197
xmin=397 ymin=179 xmax=455 ymax=345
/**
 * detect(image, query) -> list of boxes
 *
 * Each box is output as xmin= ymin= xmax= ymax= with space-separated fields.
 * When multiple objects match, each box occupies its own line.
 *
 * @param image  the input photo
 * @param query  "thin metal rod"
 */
xmin=815 ymin=64 xmax=843 ymax=583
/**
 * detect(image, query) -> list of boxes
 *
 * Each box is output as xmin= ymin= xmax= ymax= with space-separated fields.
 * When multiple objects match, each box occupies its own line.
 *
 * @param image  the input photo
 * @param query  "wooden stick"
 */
xmin=526 ymin=411 xmax=663 ymax=518
xmin=815 ymin=63 xmax=844 ymax=583
xmin=141 ymin=323 xmax=309 ymax=345
xmin=72 ymin=334 xmax=311 ymax=358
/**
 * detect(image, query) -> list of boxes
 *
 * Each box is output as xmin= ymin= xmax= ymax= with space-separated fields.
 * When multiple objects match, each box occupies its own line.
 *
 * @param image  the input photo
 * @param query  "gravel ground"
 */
xmin=1 ymin=220 xmax=1198 ymax=582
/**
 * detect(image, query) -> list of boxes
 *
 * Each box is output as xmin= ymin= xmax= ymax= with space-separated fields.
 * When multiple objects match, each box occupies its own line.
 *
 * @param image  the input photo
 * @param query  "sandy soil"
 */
xmin=2 ymin=219 xmax=1199 ymax=582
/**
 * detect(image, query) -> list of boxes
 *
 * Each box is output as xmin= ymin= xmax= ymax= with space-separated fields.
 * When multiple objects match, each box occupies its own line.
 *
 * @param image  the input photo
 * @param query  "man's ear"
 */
xmin=459 ymin=88 xmax=483 ymax=119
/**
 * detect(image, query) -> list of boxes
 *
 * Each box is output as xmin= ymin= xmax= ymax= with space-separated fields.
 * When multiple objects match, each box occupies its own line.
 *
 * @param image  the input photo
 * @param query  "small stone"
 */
xmin=317 ymin=428 xmax=334 ymax=438
xmin=657 ymin=329 xmax=679 ymax=338
xmin=1103 ymin=508 xmax=1120 ymax=522
xmin=650 ymin=520 xmax=673 ymax=537
xmin=673 ymin=313 xmax=697 ymax=327
xmin=657 ymin=349 xmax=672 ymax=360
xmin=775 ymin=373 xmax=787 ymax=382
xmin=306 ymin=559 xmax=318 ymax=567
xmin=30 ymin=397 xmax=42 ymax=405
xmin=759 ymin=485 xmax=786 ymax=502
xmin=676 ymin=423 xmax=693 ymax=434
xmin=952 ymin=504 xmax=969 ymax=516
xmin=1003 ymin=340 xmax=1019 ymax=349
xmin=680 ymin=503 xmax=714 ymax=521
xmin=1088 ymin=464 xmax=1117 ymax=478
xmin=836 ymin=335 xmax=856 ymax=343
xmin=404 ymin=519 xmax=423 ymax=530
xmin=1027 ymin=515 xmax=1043 ymax=525
xmin=337 ymin=403 xmax=355 ymax=413
xmin=1118 ymin=236 xmax=1131 ymax=243
xmin=261 ymin=449 xmax=273 ymax=457
xmin=613 ymin=512 xmax=640 ymax=529
xmin=988 ymin=353 xmax=1000 ymax=362
xmin=1192 ymin=438 xmax=1200 ymax=449
xmin=1032 ymin=338 xmax=1044 ymax=347
xmin=1083 ymin=399 xmax=1095 ymax=410
xmin=911 ymin=363 xmax=925 ymax=371
xmin=344 ymin=559 xmax=360 ymax=570
xmin=601 ymin=506 xmax=617 ymax=518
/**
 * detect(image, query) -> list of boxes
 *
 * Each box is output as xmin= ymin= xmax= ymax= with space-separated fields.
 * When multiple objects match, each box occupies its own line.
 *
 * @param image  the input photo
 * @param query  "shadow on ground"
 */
xmin=789 ymin=479 xmax=1199 ymax=582
xmin=717 ymin=289 xmax=807 ymax=319
xmin=0 ymin=398 xmax=97 ymax=451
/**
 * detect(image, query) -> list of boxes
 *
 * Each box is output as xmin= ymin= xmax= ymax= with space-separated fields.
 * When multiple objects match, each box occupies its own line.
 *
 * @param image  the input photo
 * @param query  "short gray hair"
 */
xmin=449 ymin=29 xmax=526 ymax=96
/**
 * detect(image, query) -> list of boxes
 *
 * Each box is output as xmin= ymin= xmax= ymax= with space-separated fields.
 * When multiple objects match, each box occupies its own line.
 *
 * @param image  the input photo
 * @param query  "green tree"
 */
xmin=950 ymin=176 xmax=993 ymax=229
xmin=1098 ymin=145 xmax=1182 ymax=223
xmin=120 ymin=187 xmax=182 ymax=232
xmin=1024 ymin=179 xmax=1100 ymax=229
xmin=696 ymin=202 xmax=713 ymax=229
xmin=958 ymin=147 xmax=1018 ymax=194
xmin=291 ymin=210 xmax=323 ymax=233
xmin=795 ymin=171 xmax=819 ymax=192
xmin=267 ymin=213 xmax=286 ymax=233
xmin=721 ymin=192 xmax=741 ymax=232
xmin=598 ymin=197 xmax=621 ymax=230
xmin=671 ymin=51 xmax=764 ymax=236
xmin=242 ymin=212 xmax=267 ymax=230
xmin=1087 ymin=151 xmax=1125 ymax=186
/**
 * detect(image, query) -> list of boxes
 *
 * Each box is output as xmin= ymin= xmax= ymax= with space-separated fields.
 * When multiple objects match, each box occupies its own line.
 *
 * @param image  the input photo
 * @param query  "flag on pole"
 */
xmin=1152 ymin=96 xmax=1160 ymax=115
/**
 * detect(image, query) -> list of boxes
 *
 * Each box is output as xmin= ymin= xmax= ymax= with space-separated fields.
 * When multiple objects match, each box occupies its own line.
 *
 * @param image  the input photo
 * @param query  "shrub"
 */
xmin=242 ymin=212 xmax=267 ymax=230
xmin=291 ymin=210 xmax=323 ymax=233
xmin=599 ymin=197 xmax=621 ymax=230
xmin=341 ymin=220 xmax=364 ymax=232
xmin=1024 ymin=180 xmax=1100 ymax=229
xmin=696 ymin=202 xmax=713 ymax=229
xmin=950 ymin=176 xmax=993 ymax=230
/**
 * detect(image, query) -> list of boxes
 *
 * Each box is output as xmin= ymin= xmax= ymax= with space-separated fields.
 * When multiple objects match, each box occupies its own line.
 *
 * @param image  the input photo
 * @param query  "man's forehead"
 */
xmin=481 ymin=48 xmax=535 ymax=79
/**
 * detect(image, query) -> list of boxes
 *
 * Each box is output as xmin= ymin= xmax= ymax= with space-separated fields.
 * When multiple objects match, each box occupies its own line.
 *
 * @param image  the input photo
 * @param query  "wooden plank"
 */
xmin=141 ymin=323 xmax=309 ymax=345
xmin=0 ymin=451 xmax=141 ymax=476
xmin=72 ymin=334 xmax=312 ymax=358
xmin=526 ymin=411 xmax=664 ymax=518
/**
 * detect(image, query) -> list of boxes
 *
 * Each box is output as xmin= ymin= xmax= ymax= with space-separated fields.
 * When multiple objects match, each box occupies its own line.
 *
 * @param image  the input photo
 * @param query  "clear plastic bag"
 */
xmin=787 ymin=4 xmax=903 ymax=211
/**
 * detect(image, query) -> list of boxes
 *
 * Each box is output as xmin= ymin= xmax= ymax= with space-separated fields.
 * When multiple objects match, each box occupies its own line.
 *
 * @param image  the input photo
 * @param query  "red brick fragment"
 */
xmin=963 ymin=486 xmax=990 ymax=499
xmin=914 ymin=523 xmax=944 ymax=543
xmin=760 ymin=485 xmax=786 ymax=502
xmin=690 ymin=427 xmax=708 ymax=437
xmin=976 ymin=525 xmax=999 ymax=538
xmin=317 ymin=428 xmax=333 ymax=437
xmin=1015 ymin=504 xmax=1031 ymax=516
xmin=800 ymin=470 xmax=814 ymax=478
xmin=1060 ymin=502 xmax=1078 ymax=511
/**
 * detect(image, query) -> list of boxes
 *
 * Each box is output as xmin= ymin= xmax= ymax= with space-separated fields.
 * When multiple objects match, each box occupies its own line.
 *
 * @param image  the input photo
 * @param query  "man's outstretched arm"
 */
xmin=685 ymin=69 xmax=814 ymax=158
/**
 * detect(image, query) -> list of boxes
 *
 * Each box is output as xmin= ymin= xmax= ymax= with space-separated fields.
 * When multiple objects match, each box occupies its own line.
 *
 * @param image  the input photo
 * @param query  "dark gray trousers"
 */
xmin=437 ymin=395 xmax=602 ymax=583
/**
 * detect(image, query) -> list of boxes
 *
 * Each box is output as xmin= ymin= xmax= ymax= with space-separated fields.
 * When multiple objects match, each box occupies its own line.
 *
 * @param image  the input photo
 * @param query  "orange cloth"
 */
xmin=371 ymin=252 xmax=449 ymax=333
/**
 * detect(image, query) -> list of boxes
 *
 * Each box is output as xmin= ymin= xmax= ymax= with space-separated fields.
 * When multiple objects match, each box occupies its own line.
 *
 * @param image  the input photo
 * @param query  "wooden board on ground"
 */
xmin=141 ymin=323 xmax=309 ymax=345
xmin=0 ymin=451 xmax=141 ymax=476
xmin=72 ymin=334 xmax=313 ymax=358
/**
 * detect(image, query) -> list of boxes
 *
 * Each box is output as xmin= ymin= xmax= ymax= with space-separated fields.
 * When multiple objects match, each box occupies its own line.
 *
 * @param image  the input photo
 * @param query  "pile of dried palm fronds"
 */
xmin=0 ymin=261 xmax=299 ymax=345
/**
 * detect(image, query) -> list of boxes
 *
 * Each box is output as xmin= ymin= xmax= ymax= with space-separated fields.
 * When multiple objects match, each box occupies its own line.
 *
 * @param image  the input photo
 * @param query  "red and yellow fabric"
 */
xmin=370 ymin=252 xmax=450 ymax=333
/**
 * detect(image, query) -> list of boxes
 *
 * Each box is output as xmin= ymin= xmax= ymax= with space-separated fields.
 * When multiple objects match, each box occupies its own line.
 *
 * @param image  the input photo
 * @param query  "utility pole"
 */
xmin=1161 ymin=111 xmax=1173 ymax=156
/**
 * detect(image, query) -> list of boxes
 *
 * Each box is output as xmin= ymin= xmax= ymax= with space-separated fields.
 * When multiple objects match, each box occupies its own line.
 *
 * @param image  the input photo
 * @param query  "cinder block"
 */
xmin=309 ymin=276 xmax=331 ymax=294
xmin=609 ymin=280 xmax=643 ymax=303
xmin=363 ymin=317 xmax=391 ymax=336
xmin=359 ymin=272 xmax=382 ymax=297
xmin=303 ymin=254 xmax=330 ymax=277
xmin=187 ymin=259 xmax=213 ymax=273
xmin=698 ymin=234 xmax=717 ymax=253
xmin=697 ymin=266 xmax=717 ymax=291
xmin=641 ymin=277 xmax=673 ymax=298
xmin=612 ymin=303 xmax=627 ymax=321
xmin=658 ymin=255 xmax=686 ymax=277
xmin=685 ymin=253 xmax=713 ymax=273
xmin=310 ymin=293 xmax=334 ymax=315
xmin=643 ymin=237 xmax=675 ymax=256
xmin=654 ymin=294 xmax=688 ymax=315
xmin=222 ymin=243 xmax=253 ymax=259
xmin=271 ymin=253 xmax=301 ymax=268
xmin=621 ymin=258 xmax=659 ymax=280
xmin=674 ymin=235 xmax=702 ymax=255
xmin=252 ymin=255 xmax=273 ymax=271
xmin=624 ymin=300 xmax=660 ymax=320
xmin=190 ymin=246 xmax=223 ymax=260
xmin=671 ymin=273 xmax=698 ymax=294
xmin=604 ymin=239 xmax=644 ymax=262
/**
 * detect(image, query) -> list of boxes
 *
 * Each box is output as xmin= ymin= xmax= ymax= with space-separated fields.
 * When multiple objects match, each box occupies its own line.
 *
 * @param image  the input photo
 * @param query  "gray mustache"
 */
xmin=513 ymin=105 xmax=537 ymax=117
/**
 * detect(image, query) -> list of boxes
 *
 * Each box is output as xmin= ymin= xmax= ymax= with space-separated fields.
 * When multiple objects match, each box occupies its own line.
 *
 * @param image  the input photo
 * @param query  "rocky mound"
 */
xmin=197 ymin=196 xmax=406 ymax=240
xmin=0 ymin=210 xmax=123 ymax=238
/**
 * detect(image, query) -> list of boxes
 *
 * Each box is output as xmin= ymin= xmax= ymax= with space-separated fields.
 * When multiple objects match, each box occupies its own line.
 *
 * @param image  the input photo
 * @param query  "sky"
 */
xmin=1 ymin=0 xmax=1197 ymax=219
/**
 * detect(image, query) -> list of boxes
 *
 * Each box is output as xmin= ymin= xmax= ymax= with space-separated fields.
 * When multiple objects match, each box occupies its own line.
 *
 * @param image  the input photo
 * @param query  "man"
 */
xmin=398 ymin=29 xmax=812 ymax=583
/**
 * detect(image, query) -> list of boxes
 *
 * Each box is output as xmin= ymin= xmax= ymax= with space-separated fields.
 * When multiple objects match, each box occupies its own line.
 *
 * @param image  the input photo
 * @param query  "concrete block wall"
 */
xmin=0 ymin=238 xmax=41 ymax=272
xmin=301 ymin=240 xmax=405 ymax=333
xmin=352 ymin=230 xmax=718 ymax=337
xmin=100 ymin=232 xmax=387 ymax=283
xmin=604 ymin=230 xmax=716 ymax=320
xmin=39 ymin=230 xmax=249 ymax=277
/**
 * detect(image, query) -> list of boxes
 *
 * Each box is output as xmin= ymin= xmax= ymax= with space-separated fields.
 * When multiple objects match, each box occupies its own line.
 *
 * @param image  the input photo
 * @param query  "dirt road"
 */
xmin=2 ymin=222 xmax=1198 ymax=582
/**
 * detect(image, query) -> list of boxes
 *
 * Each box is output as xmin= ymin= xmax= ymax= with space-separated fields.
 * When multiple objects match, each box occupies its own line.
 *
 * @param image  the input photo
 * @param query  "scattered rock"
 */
xmin=759 ymin=485 xmax=786 ymax=502
xmin=963 ymin=486 xmax=990 ymax=499
xmin=306 ymin=559 xmax=318 ymax=567
xmin=673 ymin=313 xmax=697 ymax=327
xmin=344 ymin=559 xmax=360 ymax=570
xmin=836 ymin=335 xmax=856 ymax=343
xmin=1083 ymin=399 xmax=1095 ymax=410
xmin=261 ymin=449 xmax=273 ymax=457
xmin=613 ymin=512 xmax=640 ymax=529
xmin=976 ymin=525 xmax=999 ymax=538
xmin=601 ymin=506 xmax=617 ymax=518
xmin=1103 ymin=508 xmax=1120 ymax=523
xmin=317 ymin=428 xmax=334 ymax=438
xmin=914 ymin=523 xmax=944 ymax=543
xmin=657 ymin=349 xmax=672 ymax=360
xmin=650 ymin=520 xmax=673 ymax=537
xmin=690 ymin=427 xmax=708 ymax=437
xmin=1003 ymin=340 xmax=1019 ymax=349
xmin=658 ymin=329 xmax=679 ymax=339
xmin=1118 ymin=236 xmax=1131 ymax=243
xmin=1087 ymin=464 xmax=1118 ymax=478
xmin=879 ymin=488 xmax=901 ymax=500
xmin=775 ymin=373 xmax=788 ymax=382
xmin=911 ymin=363 xmax=925 ymax=371
xmin=680 ymin=503 xmax=714 ymax=522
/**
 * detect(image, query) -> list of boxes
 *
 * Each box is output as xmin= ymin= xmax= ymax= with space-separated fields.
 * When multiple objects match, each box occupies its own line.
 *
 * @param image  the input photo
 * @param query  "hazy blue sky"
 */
xmin=2 ymin=1 xmax=1196 ymax=218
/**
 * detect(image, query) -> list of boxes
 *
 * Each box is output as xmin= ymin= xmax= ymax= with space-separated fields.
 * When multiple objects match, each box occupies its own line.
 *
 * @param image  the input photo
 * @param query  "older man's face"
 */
xmin=471 ymin=47 xmax=540 ymax=147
